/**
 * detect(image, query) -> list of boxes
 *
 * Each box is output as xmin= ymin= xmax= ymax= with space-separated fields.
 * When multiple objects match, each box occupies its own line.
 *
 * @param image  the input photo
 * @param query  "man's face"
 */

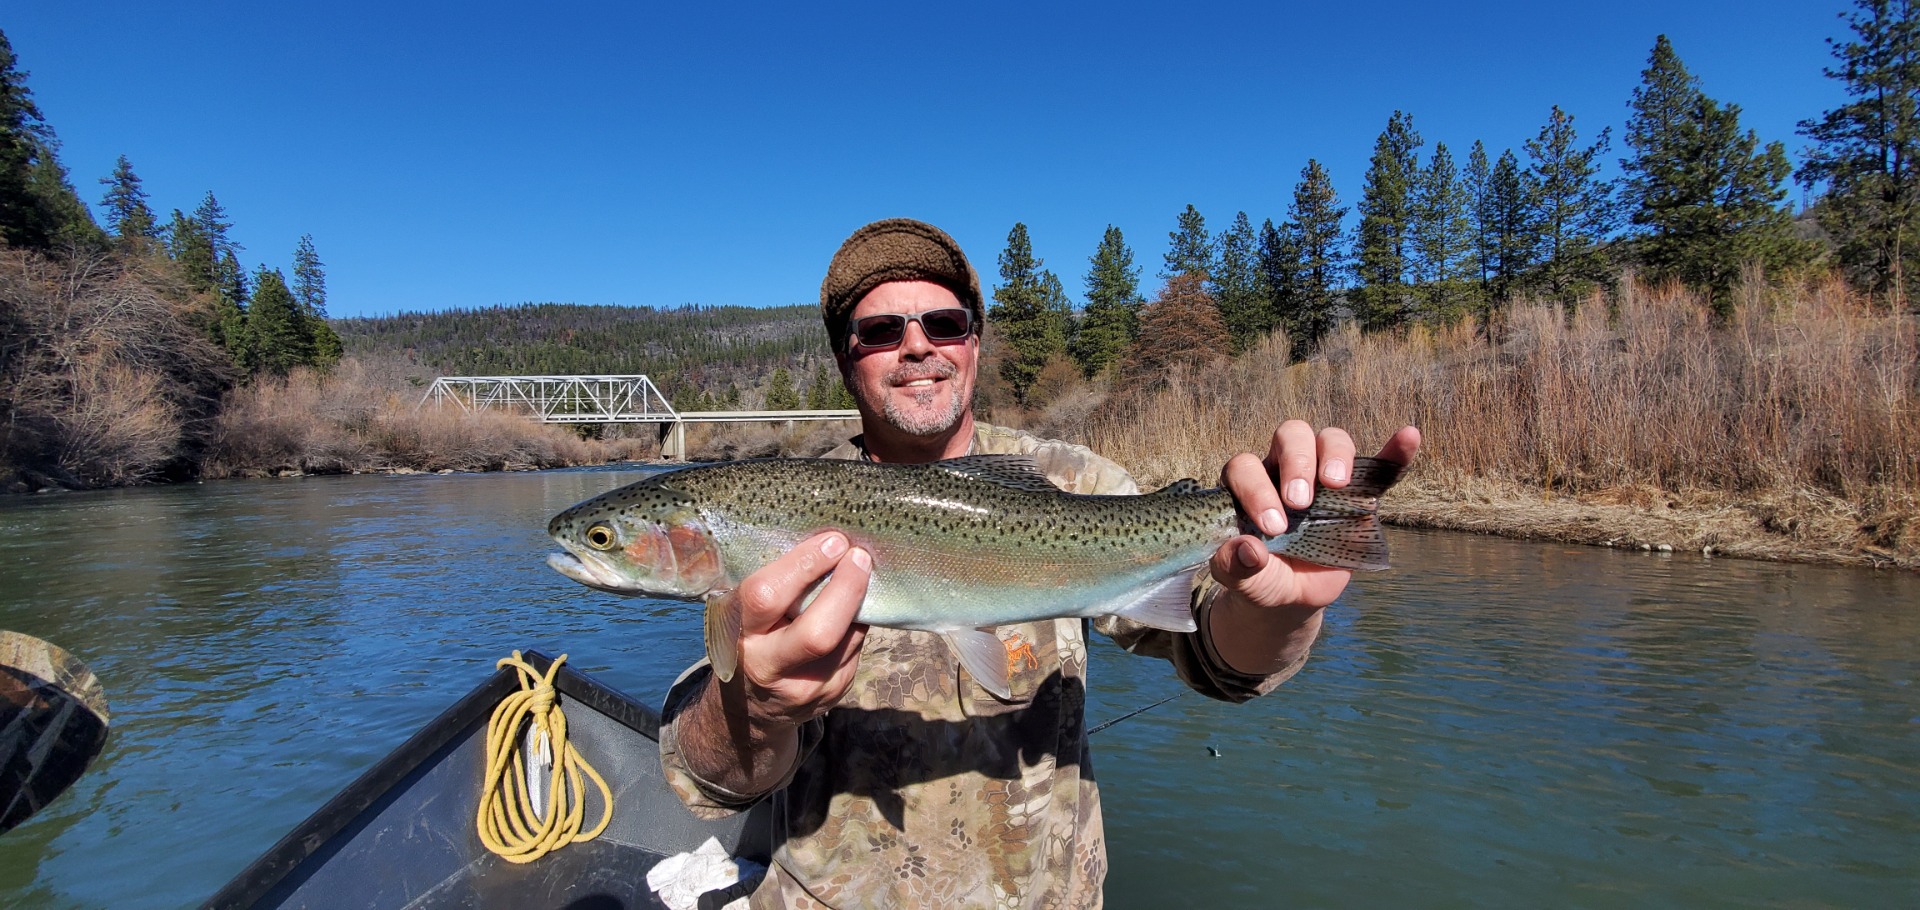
xmin=836 ymin=281 xmax=978 ymax=438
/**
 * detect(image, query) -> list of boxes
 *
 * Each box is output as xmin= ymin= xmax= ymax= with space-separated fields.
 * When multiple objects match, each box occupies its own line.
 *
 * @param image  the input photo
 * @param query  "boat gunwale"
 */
xmin=200 ymin=650 xmax=661 ymax=909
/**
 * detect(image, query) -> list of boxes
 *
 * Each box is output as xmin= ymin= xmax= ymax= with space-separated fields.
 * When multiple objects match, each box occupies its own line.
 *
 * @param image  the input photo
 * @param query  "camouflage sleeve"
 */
xmin=656 ymin=660 xmax=825 ymax=818
xmin=1095 ymin=575 xmax=1313 ymax=704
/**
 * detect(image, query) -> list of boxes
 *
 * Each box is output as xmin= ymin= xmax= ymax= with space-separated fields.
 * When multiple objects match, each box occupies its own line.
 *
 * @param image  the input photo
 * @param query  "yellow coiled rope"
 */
xmin=476 ymin=651 xmax=613 ymax=863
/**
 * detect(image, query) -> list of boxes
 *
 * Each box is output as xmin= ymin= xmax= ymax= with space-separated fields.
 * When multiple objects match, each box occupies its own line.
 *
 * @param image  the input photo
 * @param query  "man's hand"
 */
xmin=1206 ymin=422 xmax=1422 ymax=676
xmin=680 ymin=531 xmax=871 ymax=796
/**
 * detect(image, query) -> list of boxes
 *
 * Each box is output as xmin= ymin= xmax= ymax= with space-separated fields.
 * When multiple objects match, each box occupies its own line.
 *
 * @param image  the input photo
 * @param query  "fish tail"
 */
xmin=1271 ymin=457 xmax=1404 ymax=572
xmin=704 ymin=590 xmax=742 ymax=683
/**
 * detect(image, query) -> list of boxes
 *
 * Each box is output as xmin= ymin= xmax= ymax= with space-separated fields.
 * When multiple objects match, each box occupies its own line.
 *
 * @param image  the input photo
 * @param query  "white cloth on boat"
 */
xmin=645 ymin=836 xmax=766 ymax=910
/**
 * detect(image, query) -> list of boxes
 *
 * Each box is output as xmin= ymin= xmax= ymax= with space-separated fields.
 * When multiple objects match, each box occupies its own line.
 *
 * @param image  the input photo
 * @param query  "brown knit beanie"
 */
xmin=819 ymin=218 xmax=983 ymax=348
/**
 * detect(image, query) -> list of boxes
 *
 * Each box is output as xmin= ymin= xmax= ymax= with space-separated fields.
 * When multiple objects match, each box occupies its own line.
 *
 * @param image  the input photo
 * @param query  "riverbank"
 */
xmin=1386 ymin=474 xmax=1917 ymax=569
xmin=1075 ymin=278 xmax=1918 ymax=571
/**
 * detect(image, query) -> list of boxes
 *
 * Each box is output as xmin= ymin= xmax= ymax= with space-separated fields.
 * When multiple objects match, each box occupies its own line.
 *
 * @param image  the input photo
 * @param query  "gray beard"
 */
xmin=856 ymin=363 xmax=967 ymax=437
xmin=882 ymin=384 xmax=966 ymax=436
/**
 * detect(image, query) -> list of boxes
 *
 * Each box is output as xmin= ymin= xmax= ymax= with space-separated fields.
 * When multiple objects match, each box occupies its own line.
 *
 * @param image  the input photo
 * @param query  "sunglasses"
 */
xmin=846 ymin=308 xmax=975 ymax=352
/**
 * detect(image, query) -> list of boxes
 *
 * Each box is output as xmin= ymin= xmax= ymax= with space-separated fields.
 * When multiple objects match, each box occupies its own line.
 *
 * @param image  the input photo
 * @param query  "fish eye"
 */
xmin=585 ymin=525 xmax=617 ymax=550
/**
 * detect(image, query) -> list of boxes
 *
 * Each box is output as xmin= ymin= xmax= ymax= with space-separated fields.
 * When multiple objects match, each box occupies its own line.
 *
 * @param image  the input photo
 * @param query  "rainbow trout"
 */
xmin=546 ymin=455 xmax=1402 ymax=698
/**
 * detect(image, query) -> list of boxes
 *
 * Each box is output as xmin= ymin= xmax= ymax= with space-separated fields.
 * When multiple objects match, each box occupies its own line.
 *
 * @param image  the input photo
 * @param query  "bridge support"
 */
xmin=657 ymin=421 xmax=688 ymax=461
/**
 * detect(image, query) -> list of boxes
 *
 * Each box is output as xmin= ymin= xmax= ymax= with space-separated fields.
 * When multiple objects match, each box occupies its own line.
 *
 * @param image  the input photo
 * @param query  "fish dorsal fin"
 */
xmin=1151 ymin=478 xmax=1207 ymax=496
xmin=931 ymin=455 xmax=1061 ymax=493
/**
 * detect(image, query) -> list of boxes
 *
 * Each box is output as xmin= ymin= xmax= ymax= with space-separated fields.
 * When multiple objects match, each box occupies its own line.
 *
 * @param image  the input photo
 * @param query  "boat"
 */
xmin=202 ymin=650 xmax=769 ymax=909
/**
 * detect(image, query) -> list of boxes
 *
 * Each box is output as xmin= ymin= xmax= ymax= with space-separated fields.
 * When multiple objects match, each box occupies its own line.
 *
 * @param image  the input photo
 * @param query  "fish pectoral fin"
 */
xmin=945 ymin=630 xmax=1013 ymax=700
xmin=705 ymin=589 xmax=742 ymax=683
xmin=1107 ymin=571 xmax=1202 ymax=632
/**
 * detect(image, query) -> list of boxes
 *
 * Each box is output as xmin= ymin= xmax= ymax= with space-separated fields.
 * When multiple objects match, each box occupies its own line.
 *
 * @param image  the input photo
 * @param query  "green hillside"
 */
xmin=333 ymin=302 xmax=839 ymax=405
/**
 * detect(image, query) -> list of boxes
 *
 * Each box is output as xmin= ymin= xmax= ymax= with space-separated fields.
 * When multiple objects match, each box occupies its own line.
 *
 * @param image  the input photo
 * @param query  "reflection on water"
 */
xmin=1 ymin=475 xmax=1916 ymax=908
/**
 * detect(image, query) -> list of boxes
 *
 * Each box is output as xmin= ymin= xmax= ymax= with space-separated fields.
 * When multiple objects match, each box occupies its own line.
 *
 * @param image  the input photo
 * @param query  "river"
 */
xmin=0 ymin=468 xmax=1914 ymax=908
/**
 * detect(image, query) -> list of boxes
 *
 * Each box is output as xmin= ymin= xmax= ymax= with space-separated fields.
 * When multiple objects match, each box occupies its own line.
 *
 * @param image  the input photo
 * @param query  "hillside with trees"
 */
xmin=332 ymin=302 xmax=847 ymax=410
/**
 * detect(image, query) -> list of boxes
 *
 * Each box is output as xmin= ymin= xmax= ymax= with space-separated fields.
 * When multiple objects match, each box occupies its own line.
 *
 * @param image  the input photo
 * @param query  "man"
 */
xmin=658 ymin=218 xmax=1421 ymax=908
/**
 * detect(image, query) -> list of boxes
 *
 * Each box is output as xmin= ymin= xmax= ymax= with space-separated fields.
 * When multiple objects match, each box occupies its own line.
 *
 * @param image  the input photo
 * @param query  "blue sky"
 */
xmin=9 ymin=2 xmax=1849 ymax=319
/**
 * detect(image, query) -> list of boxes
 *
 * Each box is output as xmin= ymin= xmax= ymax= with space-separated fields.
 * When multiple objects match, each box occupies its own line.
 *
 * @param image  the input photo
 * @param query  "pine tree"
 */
xmin=1408 ymin=142 xmax=1475 ymax=323
xmin=1352 ymin=110 xmax=1424 ymax=330
xmin=291 ymin=234 xmax=342 ymax=367
xmin=193 ymin=192 xmax=242 ymax=266
xmin=1162 ymin=204 xmax=1212 ymax=279
xmin=246 ymin=267 xmax=313 ymax=375
xmin=192 ymin=194 xmax=256 ymax=356
xmin=1799 ymin=0 xmax=1920 ymax=307
xmin=26 ymin=148 xmax=102 ymax=248
xmin=1277 ymin=159 xmax=1348 ymax=351
xmin=217 ymin=249 xmax=249 ymax=309
xmin=1465 ymin=140 xmax=1497 ymax=303
xmin=1072 ymin=225 xmax=1142 ymax=378
xmin=765 ymin=367 xmax=800 ymax=410
xmin=99 ymin=155 xmax=157 ymax=243
xmin=989 ymin=223 xmax=1068 ymax=406
xmin=1257 ymin=218 xmax=1302 ymax=345
xmin=166 ymin=208 xmax=211 ymax=287
xmin=1620 ymin=35 xmax=1698 ymax=226
xmin=1486 ymin=149 xmax=1537 ymax=308
xmin=1621 ymin=35 xmax=1807 ymax=309
xmin=1525 ymin=106 xmax=1616 ymax=304
xmin=292 ymin=234 xmax=327 ymax=316
xmin=0 ymin=27 xmax=54 ymax=249
xmin=806 ymin=362 xmax=834 ymax=408
xmin=1212 ymin=211 xmax=1269 ymax=350
xmin=1042 ymin=270 xmax=1074 ymax=356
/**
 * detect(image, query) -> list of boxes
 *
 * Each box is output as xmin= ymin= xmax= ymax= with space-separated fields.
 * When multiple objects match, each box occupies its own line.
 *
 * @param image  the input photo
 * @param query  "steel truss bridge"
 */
xmin=416 ymin=375 xmax=859 ymax=459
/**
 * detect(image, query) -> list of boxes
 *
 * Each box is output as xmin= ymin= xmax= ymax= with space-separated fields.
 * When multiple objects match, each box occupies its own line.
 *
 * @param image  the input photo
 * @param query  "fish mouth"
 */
xmin=545 ymin=550 xmax=645 ymax=595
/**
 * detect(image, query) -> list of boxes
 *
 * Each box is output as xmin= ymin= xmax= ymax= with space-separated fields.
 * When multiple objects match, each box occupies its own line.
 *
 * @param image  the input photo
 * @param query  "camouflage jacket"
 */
xmin=657 ymin=423 xmax=1312 ymax=909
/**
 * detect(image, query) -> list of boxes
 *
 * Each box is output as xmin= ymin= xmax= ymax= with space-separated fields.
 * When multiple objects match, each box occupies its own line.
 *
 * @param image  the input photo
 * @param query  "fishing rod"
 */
xmin=1087 ymin=691 xmax=1186 ymax=736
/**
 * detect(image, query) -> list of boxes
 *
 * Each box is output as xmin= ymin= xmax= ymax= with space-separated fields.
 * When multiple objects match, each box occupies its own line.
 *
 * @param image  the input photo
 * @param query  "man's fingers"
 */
xmin=1315 ymin=426 xmax=1356 ymax=488
xmin=1211 ymin=535 xmax=1270 ymax=583
xmin=1267 ymin=420 xmax=1319 ymax=511
xmin=738 ymin=532 xmax=851 ymax=635
xmin=762 ymin=545 xmax=872 ymax=674
xmin=1221 ymin=453 xmax=1285 ymax=536
xmin=1375 ymin=425 xmax=1423 ymax=467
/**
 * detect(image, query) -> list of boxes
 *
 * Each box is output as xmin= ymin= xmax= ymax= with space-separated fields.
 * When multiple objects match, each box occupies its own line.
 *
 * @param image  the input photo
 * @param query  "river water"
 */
xmin=0 ymin=468 xmax=1914 ymax=908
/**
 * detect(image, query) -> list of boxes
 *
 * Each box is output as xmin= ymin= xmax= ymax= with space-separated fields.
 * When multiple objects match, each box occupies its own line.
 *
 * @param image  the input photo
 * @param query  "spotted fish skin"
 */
xmin=545 ymin=455 xmax=1402 ymax=696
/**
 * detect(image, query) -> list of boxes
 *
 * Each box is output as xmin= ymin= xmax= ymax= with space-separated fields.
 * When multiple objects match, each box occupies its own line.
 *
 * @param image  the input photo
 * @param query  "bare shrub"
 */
xmin=1 ymin=244 xmax=234 ymax=486
xmin=204 ymin=357 xmax=651 ymax=475
xmin=47 ymin=362 xmax=181 ymax=485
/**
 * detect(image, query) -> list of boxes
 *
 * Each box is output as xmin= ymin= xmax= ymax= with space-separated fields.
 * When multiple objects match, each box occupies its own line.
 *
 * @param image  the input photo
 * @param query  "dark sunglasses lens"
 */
xmin=855 ymin=315 xmax=906 ymax=348
xmin=921 ymin=309 xmax=970 ymax=339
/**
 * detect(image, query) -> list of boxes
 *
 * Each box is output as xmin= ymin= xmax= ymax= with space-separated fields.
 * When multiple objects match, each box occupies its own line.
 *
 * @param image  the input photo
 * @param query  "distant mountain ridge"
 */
xmin=334 ymin=302 xmax=835 ymax=402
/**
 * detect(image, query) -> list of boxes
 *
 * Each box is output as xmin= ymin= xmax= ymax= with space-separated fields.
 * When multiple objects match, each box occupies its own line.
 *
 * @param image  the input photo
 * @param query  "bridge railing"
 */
xmin=417 ymin=375 xmax=862 ymax=458
xmin=418 ymin=375 xmax=678 ymax=423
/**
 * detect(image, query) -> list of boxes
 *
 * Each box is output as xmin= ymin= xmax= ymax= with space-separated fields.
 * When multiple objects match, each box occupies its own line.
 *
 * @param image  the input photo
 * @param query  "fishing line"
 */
xmin=1088 ymin=691 xmax=1186 ymax=736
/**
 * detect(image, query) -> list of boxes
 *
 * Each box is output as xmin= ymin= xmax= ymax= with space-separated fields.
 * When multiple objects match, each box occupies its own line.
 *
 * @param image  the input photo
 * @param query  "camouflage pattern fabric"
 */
xmin=658 ymin=424 xmax=1312 ymax=908
xmin=0 ymin=631 xmax=109 ymax=835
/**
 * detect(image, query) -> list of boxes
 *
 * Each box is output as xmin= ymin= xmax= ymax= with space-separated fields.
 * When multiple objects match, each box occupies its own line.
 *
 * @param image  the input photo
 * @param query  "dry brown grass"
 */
xmin=203 ymin=355 xmax=654 ymax=476
xmin=1071 ymin=277 xmax=1919 ymax=568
